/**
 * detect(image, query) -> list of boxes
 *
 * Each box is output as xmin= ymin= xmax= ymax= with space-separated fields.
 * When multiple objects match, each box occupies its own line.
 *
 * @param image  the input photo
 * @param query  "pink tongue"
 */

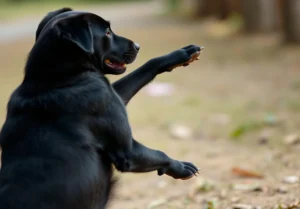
xmin=112 ymin=62 xmax=123 ymax=67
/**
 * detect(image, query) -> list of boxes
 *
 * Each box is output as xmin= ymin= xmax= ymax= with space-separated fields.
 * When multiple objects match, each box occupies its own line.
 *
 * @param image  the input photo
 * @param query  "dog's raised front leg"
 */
xmin=112 ymin=45 xmax=203 ymax=105
xmin=108 ymin=138 xmax=199 ymax=180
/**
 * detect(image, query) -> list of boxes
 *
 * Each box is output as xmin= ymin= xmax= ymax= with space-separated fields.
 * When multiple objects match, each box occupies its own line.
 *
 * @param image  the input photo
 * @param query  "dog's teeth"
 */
xmin=105 ymin=59 xmax=112 ymax=64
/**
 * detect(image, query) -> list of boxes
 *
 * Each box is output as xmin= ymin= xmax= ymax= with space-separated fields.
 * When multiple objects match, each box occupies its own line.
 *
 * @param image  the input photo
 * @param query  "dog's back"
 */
xmin=0 ymin=75 xmax=114 ymax=209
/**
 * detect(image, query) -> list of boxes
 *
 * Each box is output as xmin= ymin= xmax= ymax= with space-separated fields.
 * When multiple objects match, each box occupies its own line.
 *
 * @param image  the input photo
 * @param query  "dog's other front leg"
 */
xmin=108 ymin=139 xmax=199 ymax=180
xmin=112 ymin=59 xmax=159 ymax=105
xmin=112 ymin=45 xmax=203 ymax=105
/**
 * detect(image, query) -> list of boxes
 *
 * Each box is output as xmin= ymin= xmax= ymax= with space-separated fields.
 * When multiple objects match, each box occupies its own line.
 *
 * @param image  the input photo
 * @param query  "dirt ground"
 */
xmin=0 ymin=14 xmax=299 ymax=209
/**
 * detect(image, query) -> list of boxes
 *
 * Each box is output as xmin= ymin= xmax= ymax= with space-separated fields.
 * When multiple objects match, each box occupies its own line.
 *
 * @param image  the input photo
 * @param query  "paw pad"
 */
xmin=168 ymin=47 xmax=204 ymax=71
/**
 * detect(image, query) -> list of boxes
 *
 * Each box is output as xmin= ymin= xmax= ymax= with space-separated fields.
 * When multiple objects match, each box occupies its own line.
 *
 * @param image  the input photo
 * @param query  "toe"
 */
xmin=182 ymin=45 xmax=195 ymax=50
xmin=183 ymin=162 xmax=199 ymax=173
xmin=186 ymin=46 xmax=200 ymax=55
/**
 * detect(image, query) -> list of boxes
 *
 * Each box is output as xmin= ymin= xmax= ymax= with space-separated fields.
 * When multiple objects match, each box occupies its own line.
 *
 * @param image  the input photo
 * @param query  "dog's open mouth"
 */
xmin=104 ymin=59 xmax=127 ymax=72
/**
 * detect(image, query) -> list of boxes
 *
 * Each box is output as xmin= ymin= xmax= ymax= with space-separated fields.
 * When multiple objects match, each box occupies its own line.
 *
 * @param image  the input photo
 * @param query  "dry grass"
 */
xmin=0 ymin=18 xmax=300 ymax=209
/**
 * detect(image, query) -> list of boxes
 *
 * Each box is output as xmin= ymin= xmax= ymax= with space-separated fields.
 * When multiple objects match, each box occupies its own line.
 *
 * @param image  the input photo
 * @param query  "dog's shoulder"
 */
xmin=8 ymin=72 xmax=112 ymax=116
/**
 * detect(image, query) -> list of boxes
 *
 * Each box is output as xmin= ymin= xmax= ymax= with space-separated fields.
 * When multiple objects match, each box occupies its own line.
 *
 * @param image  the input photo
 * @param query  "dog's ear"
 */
xmin=36 ymin=8 xmax=73 ymax=41
xmin=53 ymin=14 xmax=94 ymax=54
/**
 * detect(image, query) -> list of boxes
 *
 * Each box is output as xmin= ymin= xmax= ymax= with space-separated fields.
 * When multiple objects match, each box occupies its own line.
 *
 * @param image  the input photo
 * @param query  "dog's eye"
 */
xmin=106 ymin=30 xmax=112 ymax=37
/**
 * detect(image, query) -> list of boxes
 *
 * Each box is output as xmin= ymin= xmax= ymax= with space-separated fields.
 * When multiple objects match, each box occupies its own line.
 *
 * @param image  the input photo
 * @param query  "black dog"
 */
xmin=0 ymin=8 xmax=202 ymax=209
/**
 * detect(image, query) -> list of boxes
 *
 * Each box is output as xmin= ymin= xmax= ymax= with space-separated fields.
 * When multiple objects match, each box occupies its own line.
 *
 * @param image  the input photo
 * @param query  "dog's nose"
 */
xmin=134 ymin=42 xmax=140 ymax=51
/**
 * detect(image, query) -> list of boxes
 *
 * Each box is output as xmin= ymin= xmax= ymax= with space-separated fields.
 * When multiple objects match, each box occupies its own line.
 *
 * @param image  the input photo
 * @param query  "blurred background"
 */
xmin=0 ymin=0 xmax=300 ymax=208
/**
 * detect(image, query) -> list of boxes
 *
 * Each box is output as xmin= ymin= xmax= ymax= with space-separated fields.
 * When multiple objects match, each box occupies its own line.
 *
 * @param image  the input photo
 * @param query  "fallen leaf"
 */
xmin=232 ymin=167 xmax=264 ymax=179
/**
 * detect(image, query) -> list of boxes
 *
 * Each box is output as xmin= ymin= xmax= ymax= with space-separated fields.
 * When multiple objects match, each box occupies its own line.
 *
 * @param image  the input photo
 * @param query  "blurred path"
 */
xmin=0 ymin=0 xmax=164 ymax=43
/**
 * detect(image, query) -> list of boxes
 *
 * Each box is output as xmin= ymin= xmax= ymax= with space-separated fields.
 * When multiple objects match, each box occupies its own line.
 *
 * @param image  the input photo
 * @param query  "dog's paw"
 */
xmin=167 ymin=45 xmax=204 ymax=71
xmin=157 ymin=160 xmax=200 ymax=180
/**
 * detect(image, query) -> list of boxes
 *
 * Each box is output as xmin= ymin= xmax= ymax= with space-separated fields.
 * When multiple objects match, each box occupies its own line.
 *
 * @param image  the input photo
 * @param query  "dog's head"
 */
xmin=35 ymin=8 xmax=139 ymax=75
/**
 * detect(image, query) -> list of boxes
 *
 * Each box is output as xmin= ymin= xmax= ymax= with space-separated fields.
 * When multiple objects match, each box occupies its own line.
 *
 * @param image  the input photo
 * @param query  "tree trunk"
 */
xmin=219 ymin=0 xmax=231 ymax=20
xmin=195 ymin=0 xmax=217 ymax=18
xmin=194 ymin=0 xmax=242 ymax=20
xmin=282 ymin=0 xmax=300 ymax=43
xmin=242 ymin=0 xmax=278 ymax=33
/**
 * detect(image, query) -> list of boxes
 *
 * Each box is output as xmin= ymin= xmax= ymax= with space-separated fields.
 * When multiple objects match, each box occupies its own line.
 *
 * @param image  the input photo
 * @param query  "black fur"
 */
xmin=0 ymin=8 xmax=201 ymax=209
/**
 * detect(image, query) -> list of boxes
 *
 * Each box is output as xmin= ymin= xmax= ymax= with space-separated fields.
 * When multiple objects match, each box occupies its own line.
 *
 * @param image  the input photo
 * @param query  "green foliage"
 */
xmin=204 ymin=200 xmax=217 ymax=209
xmin=230 ymin=113 xmax=278 ymax=139
xmin=167 ymin=0 xmax=179 ymax=12
xmin=230 ymin=120 xmax=264 ymax=139
xmin=287 ymin=99 xmax=300 ymax=111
